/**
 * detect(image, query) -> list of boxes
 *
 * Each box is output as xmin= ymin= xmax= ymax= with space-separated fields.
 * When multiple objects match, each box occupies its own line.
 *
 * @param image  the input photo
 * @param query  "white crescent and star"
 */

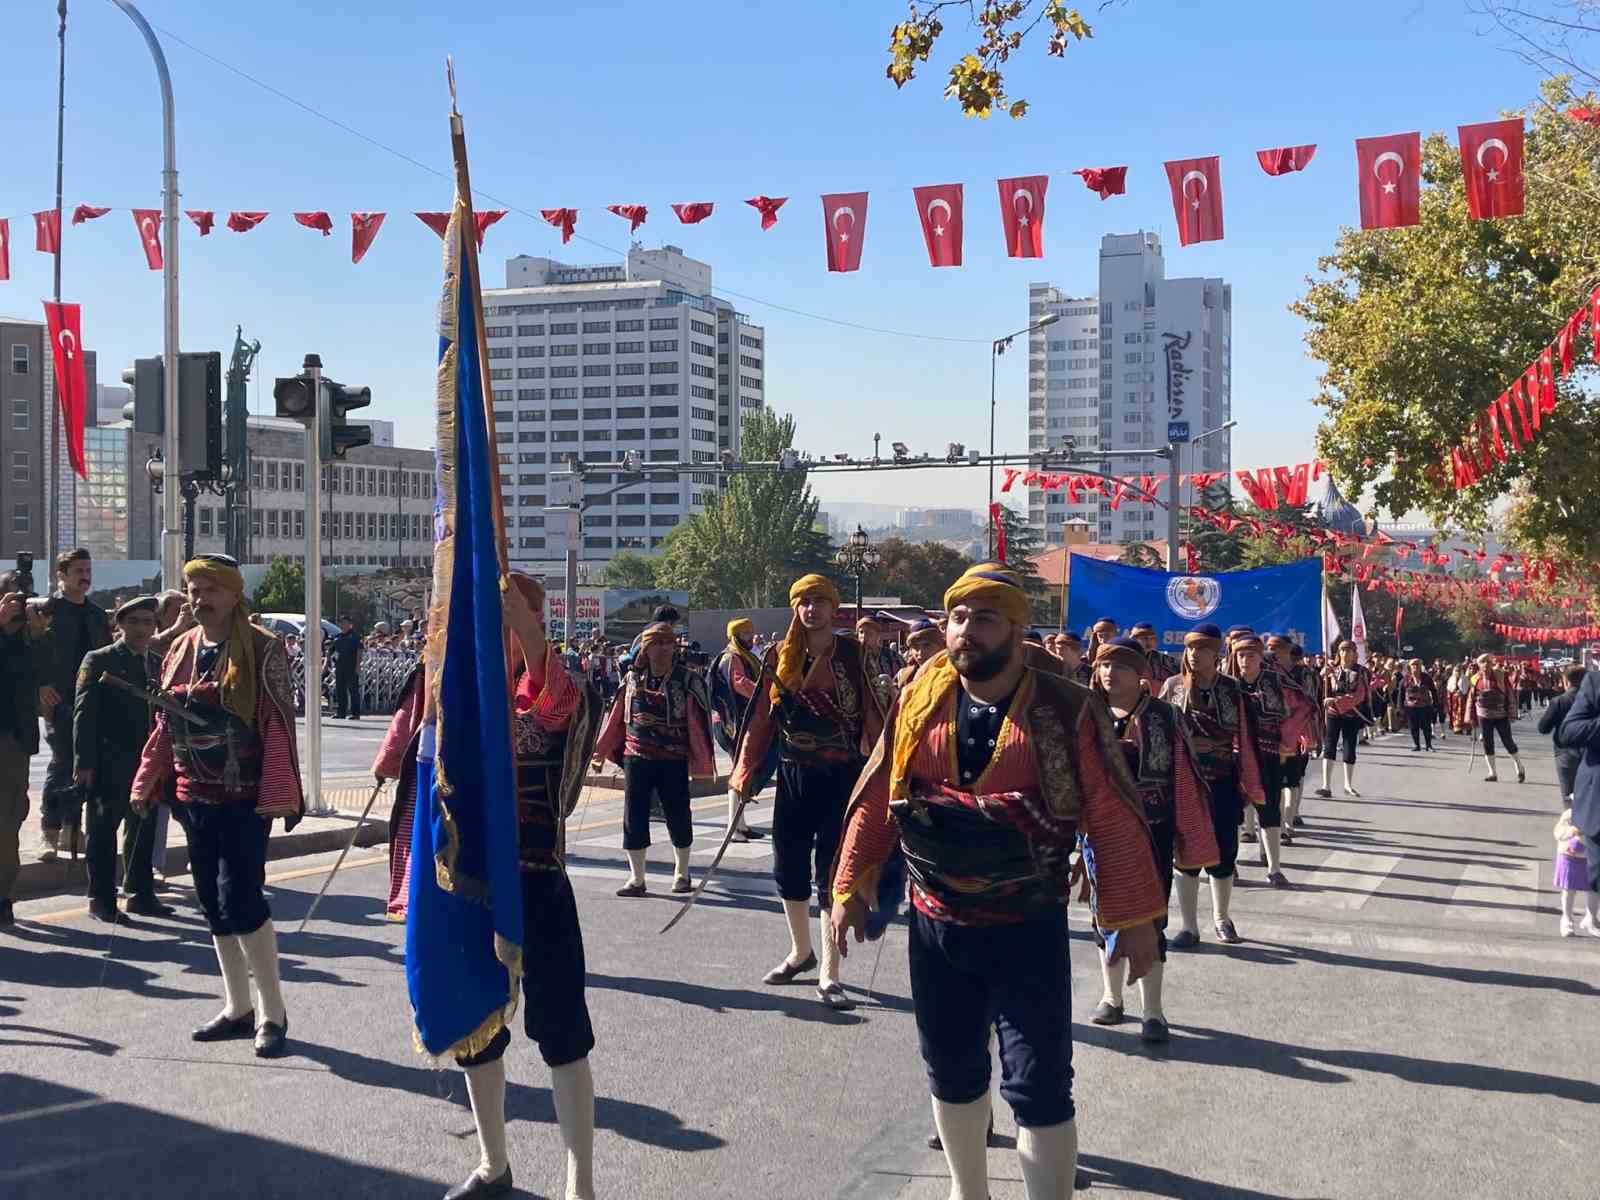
xmin=57 ymin=329 xmax=76 ymax=361
xmin=1476 ymin=136 xmax=1510 ymax=182
xmin=831 ymin=206 xmax=856 ymax=242
xmin=1013 ymin=188 xmax=1035 ymax=227
xmin=1373 ymin=150 xmax=1405 ymax=195
xmin=1180 ymin=169 xmax=1209 ymax=210
xmin=926 ymin=197 xmax=953 ymax=239
xmin=140 ymin=216 xmax=159 ymax=250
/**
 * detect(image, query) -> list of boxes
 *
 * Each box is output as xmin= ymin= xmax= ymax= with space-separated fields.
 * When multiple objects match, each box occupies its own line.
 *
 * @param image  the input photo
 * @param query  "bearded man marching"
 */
xmin=832 ymin=564 xmax=1162 ymax=1200
xmin=131 ymin=554 xmax=303 ymax=1057
xmin=731 ymin=573 xmax=887 ymax=1010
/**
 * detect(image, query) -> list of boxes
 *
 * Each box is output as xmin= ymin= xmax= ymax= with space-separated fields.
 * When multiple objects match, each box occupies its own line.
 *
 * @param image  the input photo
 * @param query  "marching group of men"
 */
xmin=6 ymin=543 xmax=1590 ymax=1200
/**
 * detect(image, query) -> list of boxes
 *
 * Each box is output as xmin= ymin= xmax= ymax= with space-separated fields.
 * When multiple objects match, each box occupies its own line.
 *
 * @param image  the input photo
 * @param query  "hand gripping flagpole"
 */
xmin=297 ymin=777 xmax=386 ymax=934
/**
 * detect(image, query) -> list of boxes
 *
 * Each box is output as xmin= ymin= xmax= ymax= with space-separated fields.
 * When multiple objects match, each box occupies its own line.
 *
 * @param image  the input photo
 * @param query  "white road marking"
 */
xmin=1444 ymin=861 xmax=1543 ymax=928
xmin=1280 ymin=851 xmax=1405 ymax=912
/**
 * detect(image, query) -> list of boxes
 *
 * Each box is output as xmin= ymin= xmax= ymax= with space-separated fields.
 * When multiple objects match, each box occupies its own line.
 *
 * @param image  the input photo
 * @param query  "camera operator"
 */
xmin=32 ymin=548 xmax=111 ymax=862
xmin=0 ymin=571 xmax=43 ymax=926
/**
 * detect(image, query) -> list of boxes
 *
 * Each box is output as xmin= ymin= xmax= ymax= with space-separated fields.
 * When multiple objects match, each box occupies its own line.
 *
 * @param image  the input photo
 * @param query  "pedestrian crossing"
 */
xmin=1280 ymin=851 xmax=1408 ymax=913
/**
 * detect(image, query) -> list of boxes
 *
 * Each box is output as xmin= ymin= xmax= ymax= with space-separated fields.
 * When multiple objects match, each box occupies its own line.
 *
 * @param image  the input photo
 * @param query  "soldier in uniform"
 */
xmin=74 ymin=596 xmax=174 ymax=922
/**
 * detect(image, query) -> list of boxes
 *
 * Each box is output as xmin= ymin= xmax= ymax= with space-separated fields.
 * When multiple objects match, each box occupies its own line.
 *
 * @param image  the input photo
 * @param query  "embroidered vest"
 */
xmin=775 ymin=638 xmax=865 ymax=767
xmin=623 ymin=668 xmax=690 ymax=760
xmin=1474 ymin=679 xmax=1510 ymax=719
xmin=1239 ymin=669 xmax=1287 ymax=755
xmin=1403 ymin=682 xmax=1433 ymax=708
xmin=167 ymin=679 xmax=263 ymax=805
xmin=1326 ymin=666 xmax=1367 ymax=699
xmin=1113 ymin=697 xmax=1179 ymax=824
xmin=1162 ymin=674 xmax=1242 ymax=783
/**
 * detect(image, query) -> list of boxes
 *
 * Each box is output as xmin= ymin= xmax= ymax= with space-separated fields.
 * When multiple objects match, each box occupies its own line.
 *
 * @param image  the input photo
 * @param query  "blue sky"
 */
xmin=0 ymin=0 xmax=1552 ymax=514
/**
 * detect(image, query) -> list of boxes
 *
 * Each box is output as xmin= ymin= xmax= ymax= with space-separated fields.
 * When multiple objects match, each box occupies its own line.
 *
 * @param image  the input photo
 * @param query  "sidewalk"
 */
xmin=12 ymin=774 xmax=393 ymax=902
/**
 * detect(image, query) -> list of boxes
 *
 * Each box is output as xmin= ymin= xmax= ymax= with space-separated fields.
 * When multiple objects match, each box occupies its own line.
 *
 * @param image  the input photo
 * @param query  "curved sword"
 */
xmin=296 ymin=777 xmax=386 ymax=934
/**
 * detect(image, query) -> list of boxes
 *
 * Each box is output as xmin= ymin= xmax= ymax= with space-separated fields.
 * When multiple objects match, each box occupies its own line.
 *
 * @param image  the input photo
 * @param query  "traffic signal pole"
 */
xmin=303 ymin=354 xmax=324 ymax=812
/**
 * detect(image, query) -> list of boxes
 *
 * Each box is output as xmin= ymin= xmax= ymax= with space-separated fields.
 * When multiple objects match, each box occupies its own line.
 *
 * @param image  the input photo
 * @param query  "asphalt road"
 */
xmin=3 ymin=712 xmax=1598 ymax=1199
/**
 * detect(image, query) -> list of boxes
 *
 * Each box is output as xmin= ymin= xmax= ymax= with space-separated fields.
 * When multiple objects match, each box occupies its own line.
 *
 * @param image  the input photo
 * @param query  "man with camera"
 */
xmin=32 ymin=549 xmax=111 ymax=862
xmin=0 ymin=570 xmax=44 ymax=926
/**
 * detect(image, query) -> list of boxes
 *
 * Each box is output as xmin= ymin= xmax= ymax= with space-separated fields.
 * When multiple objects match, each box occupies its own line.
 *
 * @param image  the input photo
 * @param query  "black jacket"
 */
xmin=73 ymin=640 xmax=157 ymax=779
xmin=0 ymin=625 xmax=40 ymax=754
xmin=1555 ymin=672 xmax=1600 ymax=838
xmin=33 ymin=592 xmax=112 ymax=701
xmin=1538 ymin=686 xmax=1583 ymax=773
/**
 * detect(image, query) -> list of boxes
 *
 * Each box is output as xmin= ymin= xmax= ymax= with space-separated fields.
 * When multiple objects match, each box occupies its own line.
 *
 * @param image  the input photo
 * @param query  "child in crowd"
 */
xmin=1554 ymin=808 xmax=1591 ymax=937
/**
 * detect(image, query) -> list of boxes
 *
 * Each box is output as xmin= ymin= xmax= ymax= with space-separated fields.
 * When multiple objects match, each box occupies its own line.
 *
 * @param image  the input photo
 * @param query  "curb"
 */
xmin=584 ymin=771 xmax=730 ymax=798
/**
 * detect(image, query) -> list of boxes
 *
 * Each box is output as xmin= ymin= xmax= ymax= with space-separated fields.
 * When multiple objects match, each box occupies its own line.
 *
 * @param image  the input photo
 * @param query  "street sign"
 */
xmin=1167 ymin=420 xmax=1191 ymax=444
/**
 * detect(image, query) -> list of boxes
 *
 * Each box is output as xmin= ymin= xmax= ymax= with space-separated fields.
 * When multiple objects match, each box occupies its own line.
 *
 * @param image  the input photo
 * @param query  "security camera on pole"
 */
xmin=273 ymin=355 xmax=372 ymax=816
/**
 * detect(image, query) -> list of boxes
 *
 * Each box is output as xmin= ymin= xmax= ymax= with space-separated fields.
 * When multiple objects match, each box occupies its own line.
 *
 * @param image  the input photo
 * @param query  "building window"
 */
xmin=9 ymin=399 xmax=27 ymax=431
xmin=251 ymin=510 xmax=263 ymax=538
xmin=648 ymin=318 xmax=677 ymax=331
xmin=9 ymin=451 xmax=27 ymax=483
xmin=251 ymin=458 xmax=263 ymax=489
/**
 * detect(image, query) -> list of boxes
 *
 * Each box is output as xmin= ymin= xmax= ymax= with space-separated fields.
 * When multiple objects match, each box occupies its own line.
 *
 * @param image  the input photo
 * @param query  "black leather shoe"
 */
xmin=0 ymin=899 xmax=14 ymax=926
xmin=1140 ymin=1017 xmax=1170 ymax=1044
xmin=1169 ymin=929 xmax=1200 ymax=949
xmin=124 ymin=893 xmax=175 ymax=917
xmin=254 ymin=1016 xmax=289 ymax=1058
xmin=615 ymin=881 xmax=647 ymax=898
xmin=739 ymin=826 xmax=765 ymax=839
xmin=1089 ymin=1001 xmax=1125 ymax=1026
xmin=817 ymin=983 xmax=857 ymax=1011
xmin=443 ymin=1166 xmax=513 ymax=1200
xmin=762 ymin=951 xmax=817 ymax=984
xmin=88 ymin=901 xmax=129 ymax=925
xmin=670 ymin=875 xmax=692 ymax=894
xmin=192 ymin=1011 xmax=255 ymax=1042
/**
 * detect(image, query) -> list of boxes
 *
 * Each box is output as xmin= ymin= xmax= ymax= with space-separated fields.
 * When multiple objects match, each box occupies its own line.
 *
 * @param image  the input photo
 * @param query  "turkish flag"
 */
xmin=1458 ymin=118 xmax=1525 ymax=220
xmin=0 ymin=218 xmax=9 ymax=281
xmin=745 ymin=195 xmax=787 ymax=230
xmin=1073 ymin=166 xmax=1127 ymax=199
xmin=294 ymin=211 xmax=334 ymax=236
xmin=35 ymin=210 xmax=61 ymax=253
xmin=227 ymin=211 xmax=270 ymax=233
xmin=187 ymin=210 xmax=215 ymax=236
xmin=42 ymin=301 xmax=88 ymax=478
xmin=997 ymin=175 xmax=1048 ymax=258
xmin=418 ymin=210 xmax=505 ymax=248
xmin=1256 ymin=145 xmax=1317 ymax=176
xmin=821 ymin=192 xmax=868 ymax=272
xmin=351 ymin=212 xmax=386 ymax=264
xmin=131 ymin=209 xmax=163 ymax=270
xmin=1164 ymin=157 xmax=1224 ymax=245
xmin=913 ymin=183 xmax=963 ymax=268
xmin=1355 ymin=132 xmax=1421 ymax=229
xmin=607 ymin=204 xmax=648 ymax=232
xmin=671 ymin=202 xmax=714 ymax=224
xmin=71 ymin=205 xmax=111 ymax=225
xmin=540 ymin=208 xmax=578 ymax=244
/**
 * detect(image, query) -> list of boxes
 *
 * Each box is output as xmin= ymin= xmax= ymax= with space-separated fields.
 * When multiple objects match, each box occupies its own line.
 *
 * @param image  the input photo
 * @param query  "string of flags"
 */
xmin=0 ymin=114 xmax=1554 ymax=282
xmin=999 ymin=458 xmax=1327 ymax=510
xmin=1488 ymin=622 xmax=1600 ymax=645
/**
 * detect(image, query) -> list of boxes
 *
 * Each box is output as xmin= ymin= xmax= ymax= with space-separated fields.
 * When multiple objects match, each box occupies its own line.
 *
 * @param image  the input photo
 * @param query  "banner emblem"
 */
xmin=1166 ymin=575 xmax=1221 ymax=620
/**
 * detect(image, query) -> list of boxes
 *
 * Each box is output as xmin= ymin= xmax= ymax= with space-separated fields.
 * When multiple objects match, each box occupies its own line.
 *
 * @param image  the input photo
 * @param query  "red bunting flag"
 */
xmin=71 ymin=205 xmax=111 ymax=225
xmin=35 ymin=210 xmax=61 ymax=253
xmin=1355 ymin=132 xmax=1421 ymax=229
xmin=745 ymin=195 xmax=787 ymax=230
xmin=1256 ymin=145 xmax=1317 ymax=176
xmin=1568 ymin=106 xmax=1600 ymax=125
xmin=186 ymin=210 xmax=215 ymax=236
xmin=990 ymin=503 xmax=1008 ymax=563
xmin=912 ymin=183 xmax=963 ymax=268
xmin=1458 ymin=118 xmax=1525 ymax=220
xmin=997 ymin=175 xmax=1048 ymax=258
xmin=0 ymin=218 xmax=9 ymax=281
xmin=227 ymin=212 xmax=270 ymax=233
xmin=415 ymin=212 xmax=449 ymax=238
xmin=607 ymin=204 xmax=648 ymax=232
xmin=540 ymin=208 xmax=577 ymax=244
xmin=821 ymin=192 xmax=868 ymax=273
xmin=131 ymin=209 xmax=163 ymax=270
xmin=1164 ymin=157 xmax=1224 ymax=246
xmin=293 ymin=211 xmax=334 ymax=237
xmin=1073 ymin=166 xmax=1127 ymax=199
xmin=351 ymin=212 xmax=386 ymax=264
xmin=418 ymin=210 xmax=506 ymax=247
xmin=671 ymin=202 xmax=714 ymax=224
xmin=42 ymin=301 xmax=88 ymax=478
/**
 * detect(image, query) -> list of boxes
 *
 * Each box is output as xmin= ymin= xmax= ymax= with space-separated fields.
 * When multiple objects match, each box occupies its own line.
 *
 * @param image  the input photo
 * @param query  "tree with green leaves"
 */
xmin=1294 ymin=77 xmax=1600 ymax=566
xmin=655 ymin=410 xmax=825 ymax=608
xmin=599 ymin=551 xmax=658 ymax=589
xmin=864 ymin=536 xmax=974 ymax=607
xmin=1118 ymin=541 xmax=1164 ymax=570
xmin=253 ymin=557 xmax=305 ymax=613
xmin=884 ymin=1 xmax=1096 ymax=119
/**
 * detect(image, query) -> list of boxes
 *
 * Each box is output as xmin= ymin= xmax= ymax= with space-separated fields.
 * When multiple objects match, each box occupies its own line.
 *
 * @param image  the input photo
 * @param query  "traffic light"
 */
xmin=272 ymin=373 xmax=316 ymax=420
xmin=323 ymin=380 xmax=371 ymax=460
xmin=120 ymin=351 xmax=223 ymax=480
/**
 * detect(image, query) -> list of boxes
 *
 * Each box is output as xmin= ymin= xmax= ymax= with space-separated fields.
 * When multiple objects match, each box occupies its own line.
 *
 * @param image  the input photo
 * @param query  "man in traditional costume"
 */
xmin=1226 ymin=634 xmax=1314 ymax=888
xmin=1087 ymin=637 xmax=1218 ymax=1043
xmin=1469 ymin=654 xmax=1526 ymax=784
xmin=1316 ymin=639 xmax=1371 ymax=798
xmin=1267 ymin=636 xmax=1321 ymax=838
xmin=832 ymin=564 xmax=1162 ymax=1199
xmin=374 ymin=659 xmax=426 ymax=921
xmin=131 ymin=554 xmax=303 ymax=1057
xmin=440 ymin=571 xmax=601 ymax=1200
xmin=1056 ymin=630 xmax=1088 ymax=684
xmin=1083 ymin=617 xmax=1120 ymax=670
xmin=1129 ymin=620 xmax=1179 ymax=686
xmin=896 ymin=618 xmax=946 ymax=691
xmin=708 ymin=617 xmax=767 ymax=842
xmin=1159 ymin=624 xmax=1264 ymax=946
xmin=594 ymin=621 xmax=716 ymax=896
xmin=731 ymin=573 xmax=887 ymax=1010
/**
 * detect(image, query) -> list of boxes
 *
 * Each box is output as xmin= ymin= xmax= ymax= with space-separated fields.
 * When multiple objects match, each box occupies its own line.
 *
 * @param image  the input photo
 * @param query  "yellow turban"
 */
xmin=941 ymin=563 xmax=1031 ymax=628
xmin=774 ymin=574 xmax=842 ymax=701
xmin=640 ymin=621 xmax=676 ymax=649
xmin=726 ymin=617 xmax=754 ymax=643
xmin=183 ymin=555 xmax=258 ymax=728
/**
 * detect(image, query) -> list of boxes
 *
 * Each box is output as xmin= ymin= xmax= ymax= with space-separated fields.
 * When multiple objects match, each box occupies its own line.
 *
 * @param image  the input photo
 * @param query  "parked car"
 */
xmin=256 ymin=613 xmax=340 ymax=641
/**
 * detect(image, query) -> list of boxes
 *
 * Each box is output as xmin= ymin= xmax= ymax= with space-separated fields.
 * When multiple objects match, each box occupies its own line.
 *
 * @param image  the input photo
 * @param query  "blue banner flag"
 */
xmin=405 ymin=195 xmax=523 ymax=1059
xmin=1066 ymin=557 xmax=1326 ymax=652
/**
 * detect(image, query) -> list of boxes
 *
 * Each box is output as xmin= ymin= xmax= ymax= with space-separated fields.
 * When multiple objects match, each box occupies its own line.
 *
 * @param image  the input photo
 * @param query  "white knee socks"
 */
xmin=818 ymin=908 xmax=842 ymax=990
xmin=213 ymin=934 xmax=252 ymax=1019
xmin=1283 ymin=785 xmax=1300 ymax=827
xmin=1343 ymin=763 xmax=1358 ymax=792
xmin=1175 ymin=874 xmax=1200 ymax=934
xmin=463 ymin=1057 xmax=509 ymax=1181
xmin=1483 ymin=755 xmax=1498 ymax=781
xmin=1098 ymin=947 xmax=1126 ymax=1007
xmin=551 ymin=1057 xmax=596 ymax=1200
xmin=1209 ymin=874 xmax=1234 ymax=923
xmin=1320 ymin=759 xmax=1333 ymax=792
xmin=782 ymin=898 xmax=813 ymax=964
xmin=624 ymin=848 xmax=647 ymax=887
xmin=726 ymin=788 xmax=744 ymax=834
xmin=1017 ymin=1118 xmax=1078 ymax=1200
xmin=237 ymin=921 xmax=286 ymax=1026
xmin=932 ymin=1094 xmax=992 ymax=1200
xmin=671 ymin=845 xmax=691 ymax=885
xmin=1263 ymin=826 xmax=1283 ymax=874
xmin=1139 ymin=959 xmax=1165 ymax=1023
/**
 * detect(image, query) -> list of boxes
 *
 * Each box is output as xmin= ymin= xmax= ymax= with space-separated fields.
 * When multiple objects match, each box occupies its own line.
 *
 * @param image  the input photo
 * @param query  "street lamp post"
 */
xmin=834 ymin=525 xmax=882 ymax=622
xmin=989 ymin=312 xmax=1060 ymax=559
xmin=1166 ymin=419 xmax=1238 ymax=572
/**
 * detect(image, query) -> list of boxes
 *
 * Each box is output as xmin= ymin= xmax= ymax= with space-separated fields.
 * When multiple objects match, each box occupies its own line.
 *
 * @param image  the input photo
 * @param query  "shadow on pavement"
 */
xmin=0 ymin=1072 xmax=446 ymax=1200
xmin=1231 ymin=938 xmax=1600 ymax=998
xmin=1077 ymin=1153 xmax=1324 ymax=1199
xmin=588 ymin=970 xmax=910 ymax=1020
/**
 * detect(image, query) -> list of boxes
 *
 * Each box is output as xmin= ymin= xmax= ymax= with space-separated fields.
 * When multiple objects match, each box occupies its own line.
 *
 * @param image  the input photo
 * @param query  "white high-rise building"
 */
xmin=483 ymin=245 xmax=766 ymax=575
xmin=1027 ymin=231 xmax=1231 ymax=545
